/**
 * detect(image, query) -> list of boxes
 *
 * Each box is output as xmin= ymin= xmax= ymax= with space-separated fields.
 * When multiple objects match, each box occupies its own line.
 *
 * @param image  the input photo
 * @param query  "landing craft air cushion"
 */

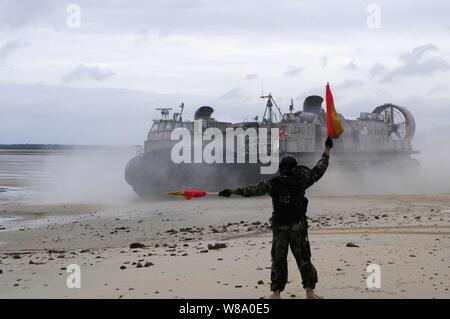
xmin=124 ymin=95 xmax=418 ymax=198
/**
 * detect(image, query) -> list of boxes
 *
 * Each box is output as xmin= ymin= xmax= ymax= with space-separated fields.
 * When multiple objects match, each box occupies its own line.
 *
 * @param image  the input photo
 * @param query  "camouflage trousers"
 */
xmin=270 ymin=223 xmax=318 ymax=291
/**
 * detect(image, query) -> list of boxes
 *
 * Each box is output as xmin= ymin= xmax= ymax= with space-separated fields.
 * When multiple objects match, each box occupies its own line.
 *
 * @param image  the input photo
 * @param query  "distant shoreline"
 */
xmin=0 ymin=144 xmax=139 ymax=150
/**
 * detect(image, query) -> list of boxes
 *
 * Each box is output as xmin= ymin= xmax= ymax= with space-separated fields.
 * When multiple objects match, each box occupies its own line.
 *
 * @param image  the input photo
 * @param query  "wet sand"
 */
xmin=0 ymin=194 xmax=449 ymax=298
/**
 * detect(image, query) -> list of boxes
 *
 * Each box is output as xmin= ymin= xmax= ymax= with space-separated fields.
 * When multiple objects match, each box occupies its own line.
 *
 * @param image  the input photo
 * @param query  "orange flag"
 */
xmin=326 ymin=82 xmax=344 ymax=138
xmin=167 ymin=190 xmax=208 ymax=200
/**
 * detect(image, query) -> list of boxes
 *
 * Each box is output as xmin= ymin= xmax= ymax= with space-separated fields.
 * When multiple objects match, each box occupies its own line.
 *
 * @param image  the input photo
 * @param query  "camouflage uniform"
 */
xmin=235 ymin=153 xmax=329 ymax=291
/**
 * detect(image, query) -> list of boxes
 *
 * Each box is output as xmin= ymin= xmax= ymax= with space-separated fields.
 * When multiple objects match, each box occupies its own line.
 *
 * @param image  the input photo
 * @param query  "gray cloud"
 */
xmin=382 ymin=44 xmax=450 ymax=82
xmin=0 ymin=0 xmax=53 ymax=29
xmin=1 ymin=1 xmax=450 ymax=145
xmin=0 ymin=1 xmax=448 ymax=38
xmin=427 ymin=84 xmax=448 ymax=96
xmin=0 ymin=82 xmax=205 ymax=144
xmin=0 ymin=40 xmax=25 ymax=60
xmin=62 ymin=65 xmax=115 ymax=84
xmin=219 ymin=87 xmax=244 ymax=100
xmin=344 ymin=60 xmax=357 ymax=71
xmin=245 ymin=73 xmax=259 ymax=81
xmin=336 ymin=79 xmax=363 ymax=90
xmin=284 ymin=66 xmax=304 ymax=77
xmin=370 ymin=62 xmax=386 ymax=77
xmin=400 ymin=44 xmax=437 ymax=64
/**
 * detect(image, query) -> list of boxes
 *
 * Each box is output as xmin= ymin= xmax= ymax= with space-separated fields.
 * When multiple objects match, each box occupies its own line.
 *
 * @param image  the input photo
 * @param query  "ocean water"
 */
xmin=0 ymin=148 xmax=137 ymax=205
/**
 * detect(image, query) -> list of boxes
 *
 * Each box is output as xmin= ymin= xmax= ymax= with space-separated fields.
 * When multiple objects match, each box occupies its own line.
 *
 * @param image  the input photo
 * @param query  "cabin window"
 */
xmin=160 ymin=121 xmax=169 ymax=130
xmin=150 ymin=122 xmax=160 ymax=132
xmin=166 ymin=121 xmax=175 ymax=130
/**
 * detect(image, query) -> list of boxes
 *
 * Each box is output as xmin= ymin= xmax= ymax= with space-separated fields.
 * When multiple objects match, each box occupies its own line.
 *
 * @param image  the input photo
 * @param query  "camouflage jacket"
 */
xmin=234 ymin=153 xmax=329 ymax=197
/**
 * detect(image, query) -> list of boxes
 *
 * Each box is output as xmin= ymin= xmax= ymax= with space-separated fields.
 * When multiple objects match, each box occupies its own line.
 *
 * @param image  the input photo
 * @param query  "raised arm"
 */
xmin=293 ymin=137 xmax=332 ymax=189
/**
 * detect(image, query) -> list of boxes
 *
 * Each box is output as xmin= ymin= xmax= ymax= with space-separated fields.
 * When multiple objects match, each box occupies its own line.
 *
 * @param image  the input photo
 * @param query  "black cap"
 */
xmin=279 ymin=154 xmax=297 ymax=172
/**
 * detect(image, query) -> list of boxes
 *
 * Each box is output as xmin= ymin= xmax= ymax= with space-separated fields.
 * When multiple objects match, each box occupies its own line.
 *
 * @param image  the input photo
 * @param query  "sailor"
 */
xmin=219 ymin=137 xmax=333 ymax=299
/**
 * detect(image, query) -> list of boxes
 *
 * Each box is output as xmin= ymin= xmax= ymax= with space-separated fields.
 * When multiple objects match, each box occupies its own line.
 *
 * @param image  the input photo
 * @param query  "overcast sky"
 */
xmin=1 ymin=0 xmax=450 ymax=144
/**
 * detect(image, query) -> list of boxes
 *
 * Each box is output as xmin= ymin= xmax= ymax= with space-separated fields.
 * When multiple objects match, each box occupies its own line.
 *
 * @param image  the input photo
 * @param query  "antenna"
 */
xmin=261 ymin=79 xmax=264 ymax=98
xmin=173 ymin=103 xmax=184 ymax=121
xmin=179 ymin=102 xmax=184 ymax=121
xmin=289 ymin=98 xmax=294 ymax=114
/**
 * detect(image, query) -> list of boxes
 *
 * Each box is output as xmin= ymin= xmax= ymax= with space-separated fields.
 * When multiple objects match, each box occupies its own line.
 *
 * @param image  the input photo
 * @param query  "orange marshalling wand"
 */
xmin=167 ymin=190 xmax=218 ymax=200
xmin=326 ymin=82 xmax=344 ymax=138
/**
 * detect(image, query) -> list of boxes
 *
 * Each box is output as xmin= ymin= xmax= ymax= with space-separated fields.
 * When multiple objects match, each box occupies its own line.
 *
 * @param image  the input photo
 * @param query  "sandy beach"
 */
xmin=0 ymin=194 xmax=449 ymax=299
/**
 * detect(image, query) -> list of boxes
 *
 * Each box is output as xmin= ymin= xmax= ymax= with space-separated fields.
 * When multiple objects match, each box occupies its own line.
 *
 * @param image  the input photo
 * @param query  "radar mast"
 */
xmin=260 ymin=93 xmax=283 ymax=125
xmin=156 ymin=108 xmax=172 ymax=119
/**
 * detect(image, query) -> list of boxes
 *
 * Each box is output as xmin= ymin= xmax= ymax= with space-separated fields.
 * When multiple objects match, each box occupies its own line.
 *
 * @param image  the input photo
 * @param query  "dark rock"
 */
xmin=130 ymin=243 xmax=146 ymax=249
xmin=208 ymin=243 xmax=227 ymax=250
xmin=136 ymin=262 xmax=143 ymax=268
xmin=346 ymin=242 xmax=359 ymax=248
xmin=120 ymin=266 xmax=127 ymax=270
xmin=0 ymin=269 xmax=2 ymax=274
xmin=200 ymin=249 xmax=209 ymax=253
xmin=48 ymin=249 xmax=65 ymax=254
xmin=144 ymin=262 xmax=154 ymax=267
xmin=257 ymin=280 xmax=264 ymax=285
